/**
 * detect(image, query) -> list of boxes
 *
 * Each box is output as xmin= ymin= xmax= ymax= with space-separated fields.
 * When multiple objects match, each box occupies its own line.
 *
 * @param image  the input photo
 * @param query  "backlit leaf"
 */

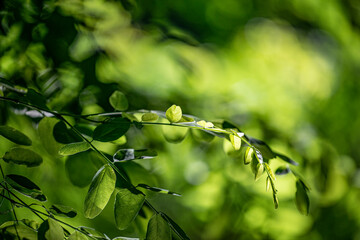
xmin=162 ymin=125 xmax=188 ymax=143
xmin=79 ymin=226 xmax=109 ymax=239
xmin=59 ymin=142 xmax=90 ymax=156
xmin=5 ymin=174 xmax=46 ymax=201
xmin=165 ymin=105 xmax=182 ymax=123
xmin=109 ymin=91 xmax=128 ymax=111
xmin=38 ymin=117 xmax=63 ymax=155
xmin=50 ymin=204 xmax=77 ymax=218
xmin=1 ymin=222 xmax=37 ymax=240
xmin=0 ymin=125 xmax=32 ymax=146
xmin=146 ymin=213 xmax=171 ymax=240
xmin=229 ymin=134 xmax=241 ymax=150
xmin=68 ymin=231 xmax=88 ymax=240
xmin=93 ymin=118 xmax=130 ymax=142
xmin=141 ymin=113 xmax=159 ymax=122
xmin=3 ymin=147 xmax=43 ymax=167
xmin=114 ymin=188 xmax=145 ymax=230
xmin=84 ymin=165 xmax=116 ymax=219
xmin=38 ymin=218 xmax=64 ymax=240
xmin=244 ymin=147 xmax=253 ymax=165
xmin=160 ymin=212 xmax=190 ymax=240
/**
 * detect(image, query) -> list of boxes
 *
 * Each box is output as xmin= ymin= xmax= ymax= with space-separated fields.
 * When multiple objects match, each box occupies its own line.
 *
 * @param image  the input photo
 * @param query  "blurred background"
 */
xmin=1 ymin=0 xmax=360 ymax=239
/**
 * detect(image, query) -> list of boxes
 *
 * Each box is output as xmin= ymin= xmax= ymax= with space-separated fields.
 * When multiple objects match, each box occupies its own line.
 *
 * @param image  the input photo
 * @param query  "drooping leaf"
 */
xmin=229 ymin=134 xmax=241 ymax=150
xmin=68 ymin=231 xmax=88 ymax=240
xmin=5 ymin=174 xmax=46 ymax=201
xmin=113 ymin=149 xmax=157 ymax=162
xmin=295 ymin=180 xmax=310 ymax=215
xmin=275 ymin=152 xmax=299 ymax=166
xmin=165 ymin=105 xmax=182 ymax=123
xmin=275 ymin=166 xmax=291 ymax=175
xmin=109 ymin=90 xmax=128 ymax=111
xmin=141 ymin=113 xmax=159 ymax=122
xmin=84 ymin=165 xmax=116 ymax=219
xmin=162 ymin=125 xmax=188 ymax=143
xmin=244 ymin=147 xmax=253 ymax=165
xmin=50 ymin=204 xmax=77 ymax=218
xmin=114 ymin=188 xmax=145 ymax=230
xmin=160 ymin=212 xmax=190 ymax=240
xmin=266 ymin=177 xmax=271 ymax=192
xmin=38 ymin=218 xmax=64 ymax=240
xmin=53 ymin=121 xmax=82 ymax=144
xmin=249 ymin=138 xmax=276 ymax=160
xmin=137 ymin=184 xmax=181 ymax=196
xmin=273 ymin=192 xmax=279 ymax=209
xmin=146 ymin=213 xmax=171 ymax=240
xmin=251 ymin=153 xmax=264 ymax=181
xmin=3 ymin=147 xmax=43 ymax=167
xmin=59 ymin=142 xmax=90 ymax=156
xmin=93 ymin=118 xmax=130 ymax=142
xmin=65 ymin=151 xmax=100 ymax=188
xmin=0 ymin=125 xmax=32 ymax=146
xmin=79 ymin=226 xmax=109 ymax=240
xmin=38 ymin=117 xmax=63 ymax=155
xmin=263 ymin=163 xmax=276 ymax=181
xmin=0 ymin=222 xmax=37 ymax=240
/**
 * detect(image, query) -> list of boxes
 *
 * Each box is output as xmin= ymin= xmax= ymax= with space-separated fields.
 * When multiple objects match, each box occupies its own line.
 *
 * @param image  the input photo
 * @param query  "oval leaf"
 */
xmin=53 ymin=121 xmax=82 ymax=144
xmin=113 ymin=149 xmax=157 ymax=162
xmin=114 ymin=188 xmax=145 ymax=230
xmin=38 ymin=218 xmax=64 ymax=240
xmin=38 ymin=117 xmax=63 ymax=155
xmin=79 ymin=226 xmax=109 ymax=240
xmin=0 ymin=125 xmax=32 ymax=146
xmin=162 ymin=125 xmax=188 ymax=143
xmin=59 ymin=142 xmax=90 ymax=156
xmin=295 ymin=180 xmax=310 ymax=215
xmin=66 ymin=151 xmax=99 ymax=188
xmin=141 ymin=113 xmax=159 ymax=122
xmin=5 ymin=174 xmax=46 ymax=201
xmin=3 ymin=147 xmax=43 ymax=167
xmin=244 ymin=147 xmax=253 ymax=165
xmin=50 ymin=204 xmax=77 ymax=218
xmin=68 ymin=231 xmax=88 ymax=240
xmin=1 ymin=222 xmax=37 ymax=240
xmin=229 ymin=134 xmax=241 ymax=150
xmin=84 ymin=165 xmax=116 ymax=219
xmin=146 ymin=213 xmax=171 ymax=240
xmin=109 ymin=90 xmax=128 ymax=111
xmin=165 ymin=105 xmax=182 ymax=123
xmin=93 ymin=118 xmax=130 ymax=142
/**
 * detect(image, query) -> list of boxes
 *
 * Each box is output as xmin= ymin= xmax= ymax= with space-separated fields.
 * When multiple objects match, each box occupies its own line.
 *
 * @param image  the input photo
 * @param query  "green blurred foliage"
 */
xmin=1 ymin=0 xmax=360 ymax=239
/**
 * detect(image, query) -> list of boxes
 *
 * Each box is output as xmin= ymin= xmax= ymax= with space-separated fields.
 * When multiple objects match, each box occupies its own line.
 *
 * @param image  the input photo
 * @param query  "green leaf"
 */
xmin=68 ymin=231 xmax=88 ymax=240
xmin=0 ymin=125 xmax=32 ymax=146
xmin=113 ymin=237 xmax=139 ymax=240
xmin=273 ymin=192 xmax=279 ymax=209
xmin=249 ymin=138 xmax=276 ymax=160
xmin=162 ymin=125 xmax=188 ymax=143
xmin=165 ymin=105 xmax=182 ymax=123
xmin=146 ymin=213 xmax=171 ymax=240
xmin=93 ymin=118 xmax=130 ymax=142
xmin=59 ymin=142 xmax=90 ymax=156
xmin=137 ymin=184 xmax=181 ymax=196
xmin=141 ymin=113 xmax=159 ymax=122
xmin=66 ymin=151 xmax=100 ymax=188
xmin=1 ymin=222 xmax=37 ymax=240
xmin=229 ymin=134 xmax=241 ymax=150
xmin=114 ymin=188 xmax=145 ymax=230
xmin=53 ymin=121 xmax=82 ymax=144
xmin=160 ymin=212 xmax=190 ymax=240
xmin=244 ymin=147 xmax=253 ymax=165
xmin=3 ymin=147 xmax=43 ymax=167
xmin=79 ymin=226 xmax=109 ymax=239
xmin=191 ymin=129 xmax=215 ymax=142
xmin=5 ymin=174 xmax=46 ymax=201
xmin=109 ymin=90 xmax=128 ymax=111
xmin=275 ymin=166 xmax=290 ymax=175
xmin=26 ymin=88 xmax=49 ymax=110
xmin=38 ymin=117 xmax=63 ymax=155
xmin=50 ymin=204 xmax=77 ymax=218
xmin=84 ymin=165 xmax=116 ymax=219
xmin=275 ymin=152 xmax=299 ymax=166
xmin=38 ymin=218 xmax=64 ymax=240
xmin=295 ymin=180 xmax=310 ymax=215
xmin=251 ymin=152 xmax=264 ymax=181
xmin=113 ymin=149 xmax=157 ymax=162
